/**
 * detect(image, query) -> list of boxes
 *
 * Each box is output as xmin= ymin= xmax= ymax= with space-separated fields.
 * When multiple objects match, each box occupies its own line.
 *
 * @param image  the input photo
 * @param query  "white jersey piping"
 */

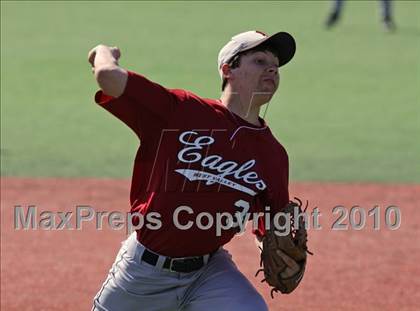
xmin=229 ymin=125 xmax=268 ymax=141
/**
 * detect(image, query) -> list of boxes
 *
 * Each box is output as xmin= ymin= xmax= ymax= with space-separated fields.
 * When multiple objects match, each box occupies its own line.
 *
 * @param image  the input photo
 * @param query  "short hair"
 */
xmin=221 ymin=44 xmax=279 ymax=91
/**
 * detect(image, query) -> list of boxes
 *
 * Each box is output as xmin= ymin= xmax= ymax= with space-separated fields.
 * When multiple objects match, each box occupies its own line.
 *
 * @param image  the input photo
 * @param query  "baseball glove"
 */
xmin=256 ymin=198 xmax=312 ymax=297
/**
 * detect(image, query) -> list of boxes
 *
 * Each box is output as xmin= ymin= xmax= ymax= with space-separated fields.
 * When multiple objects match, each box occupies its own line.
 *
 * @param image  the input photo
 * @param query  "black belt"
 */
xmin=141 ymin=249 xmax=213 ymax=273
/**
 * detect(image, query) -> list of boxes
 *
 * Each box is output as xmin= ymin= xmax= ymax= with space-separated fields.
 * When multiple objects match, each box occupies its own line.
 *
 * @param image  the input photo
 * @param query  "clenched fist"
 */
xmin=87 ymin=44 xmax=128 ymax=97
xmin=88 ymin=45 xmax=121 ymax=68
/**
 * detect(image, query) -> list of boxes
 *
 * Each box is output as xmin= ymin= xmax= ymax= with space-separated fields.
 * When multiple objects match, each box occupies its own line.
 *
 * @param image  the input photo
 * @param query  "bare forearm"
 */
xmin=88 ymin=44 xmax=128 ymax=97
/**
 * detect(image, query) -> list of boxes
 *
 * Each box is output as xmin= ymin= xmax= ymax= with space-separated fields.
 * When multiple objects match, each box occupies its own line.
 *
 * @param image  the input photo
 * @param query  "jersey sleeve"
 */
xmin=94 ymin=71 xmax=178 ymax=140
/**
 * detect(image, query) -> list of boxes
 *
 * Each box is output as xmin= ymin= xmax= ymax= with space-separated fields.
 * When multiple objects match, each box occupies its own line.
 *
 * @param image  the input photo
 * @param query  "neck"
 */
xmin=220 ymin=90 xmax=262 ymax=126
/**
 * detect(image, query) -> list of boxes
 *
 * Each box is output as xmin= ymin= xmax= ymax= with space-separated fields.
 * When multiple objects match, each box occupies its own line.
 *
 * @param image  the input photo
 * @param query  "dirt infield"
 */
xmin=1 ymin=178 xmax=419 ymax=310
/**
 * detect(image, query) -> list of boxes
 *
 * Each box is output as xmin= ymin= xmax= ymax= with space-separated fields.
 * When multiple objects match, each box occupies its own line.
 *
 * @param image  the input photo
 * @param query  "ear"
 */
xmin=221 ymin=63 xmax=233 ymax=80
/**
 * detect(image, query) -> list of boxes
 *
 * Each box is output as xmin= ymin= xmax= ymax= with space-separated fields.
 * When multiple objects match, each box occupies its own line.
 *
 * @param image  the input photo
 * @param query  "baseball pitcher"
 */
xmin=88 ymin=30 xmax=310 ymax=311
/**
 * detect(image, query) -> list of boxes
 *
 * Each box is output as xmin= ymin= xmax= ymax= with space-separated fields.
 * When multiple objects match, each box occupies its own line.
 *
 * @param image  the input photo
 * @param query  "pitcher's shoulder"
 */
xmin=169 ymin=89 xmax=222 ymax=111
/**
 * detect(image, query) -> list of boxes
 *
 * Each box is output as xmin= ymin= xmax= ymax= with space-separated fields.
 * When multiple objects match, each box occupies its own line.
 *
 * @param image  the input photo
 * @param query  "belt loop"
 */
xmin=156 ymin=255 xmax=166 ymax=270
xmin=203 ymin=254 xmax=210 ymax=265
xmin=136 ymin=244 xmax=146 ymax=264
xmin=132 ymin=236 xmax=146 ymax=264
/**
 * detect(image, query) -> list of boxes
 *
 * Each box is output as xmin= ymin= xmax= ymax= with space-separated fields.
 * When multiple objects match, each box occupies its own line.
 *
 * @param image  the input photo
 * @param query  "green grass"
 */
xmin=1 ymin=1 xmax=419 ymax=182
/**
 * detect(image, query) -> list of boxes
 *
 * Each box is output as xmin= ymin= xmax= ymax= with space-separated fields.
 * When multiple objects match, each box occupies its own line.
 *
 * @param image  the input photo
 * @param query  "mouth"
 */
xmin=262 ymin=78 xmax=276 ymax=86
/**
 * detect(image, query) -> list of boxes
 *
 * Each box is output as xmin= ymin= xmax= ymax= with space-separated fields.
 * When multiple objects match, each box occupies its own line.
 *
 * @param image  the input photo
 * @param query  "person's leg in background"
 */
xmin=381 ymin=0 xmax=396 ymax=31
xmin=326 ymin=0 xmax=345 ymax=28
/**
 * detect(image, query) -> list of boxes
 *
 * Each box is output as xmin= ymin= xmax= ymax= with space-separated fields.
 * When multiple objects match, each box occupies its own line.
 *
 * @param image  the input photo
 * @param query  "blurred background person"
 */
xmin=325 ymin=0 xmax=396 ymax=31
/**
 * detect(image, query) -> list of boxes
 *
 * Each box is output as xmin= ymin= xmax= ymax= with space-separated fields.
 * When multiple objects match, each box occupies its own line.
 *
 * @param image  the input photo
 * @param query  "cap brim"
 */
xmin=247 ymin=32 xmax=296 ymax=67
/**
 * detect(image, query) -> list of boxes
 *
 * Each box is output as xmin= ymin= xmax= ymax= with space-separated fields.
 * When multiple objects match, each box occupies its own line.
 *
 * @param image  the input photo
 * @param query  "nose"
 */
xmin=267 ymin=66 xmax=278 ymax=75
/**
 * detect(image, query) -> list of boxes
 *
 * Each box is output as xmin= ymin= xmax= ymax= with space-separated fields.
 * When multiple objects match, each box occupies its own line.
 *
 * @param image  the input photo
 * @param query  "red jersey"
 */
xmin=95 ymin=71 xmax=289 ymax=257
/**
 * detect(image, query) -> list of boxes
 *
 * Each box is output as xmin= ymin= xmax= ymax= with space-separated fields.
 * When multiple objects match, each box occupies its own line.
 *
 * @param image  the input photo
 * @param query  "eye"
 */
xmin=255 ymin=58 xmax=266 ymax=65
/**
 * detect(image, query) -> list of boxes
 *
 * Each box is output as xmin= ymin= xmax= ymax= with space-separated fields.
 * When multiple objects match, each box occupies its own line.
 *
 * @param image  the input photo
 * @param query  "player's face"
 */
xmin=230 ymin=51 xmax=280 ymax=104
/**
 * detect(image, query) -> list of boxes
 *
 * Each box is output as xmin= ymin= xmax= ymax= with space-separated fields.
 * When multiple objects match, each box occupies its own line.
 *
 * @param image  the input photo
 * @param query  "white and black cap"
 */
xmin=217 ymin=30 xmax=296 ymax=74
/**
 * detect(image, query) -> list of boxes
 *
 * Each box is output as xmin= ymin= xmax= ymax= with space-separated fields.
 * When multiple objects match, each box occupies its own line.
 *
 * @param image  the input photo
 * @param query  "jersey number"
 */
xmin=232 ymin=199 xmax=250 ymax=228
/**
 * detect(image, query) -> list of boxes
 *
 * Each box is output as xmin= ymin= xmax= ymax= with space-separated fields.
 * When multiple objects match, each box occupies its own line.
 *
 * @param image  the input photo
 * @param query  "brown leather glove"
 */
xmin=256 ymin=198 xmax=312 ymax=297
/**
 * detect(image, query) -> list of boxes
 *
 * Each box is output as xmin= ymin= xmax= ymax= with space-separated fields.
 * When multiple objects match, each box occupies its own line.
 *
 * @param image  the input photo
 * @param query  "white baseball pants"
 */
xmin=92 ymin=232 xmax=267 ymax=311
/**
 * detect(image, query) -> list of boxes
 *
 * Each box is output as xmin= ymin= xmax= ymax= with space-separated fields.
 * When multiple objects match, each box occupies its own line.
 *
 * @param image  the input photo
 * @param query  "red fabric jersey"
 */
xmin=95 ymin=71 xmax=289 ymax=257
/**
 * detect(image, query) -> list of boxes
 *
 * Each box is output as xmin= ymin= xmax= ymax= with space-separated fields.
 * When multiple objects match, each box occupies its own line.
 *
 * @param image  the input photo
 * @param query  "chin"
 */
xmin=259 ymin=88 xmax=276 ymax=98
xmin=255 ymin=94 xmax=274 ymax=106
xmin=260 ymin=83 xmax=277 ymax=93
